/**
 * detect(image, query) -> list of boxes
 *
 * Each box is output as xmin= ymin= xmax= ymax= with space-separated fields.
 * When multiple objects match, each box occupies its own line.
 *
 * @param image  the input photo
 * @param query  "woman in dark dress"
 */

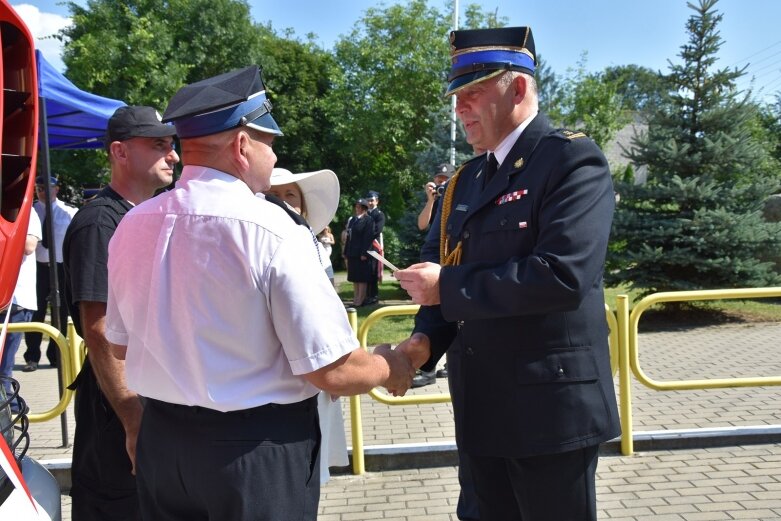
xmin=344 ymin=199 xmax=374 ymax=306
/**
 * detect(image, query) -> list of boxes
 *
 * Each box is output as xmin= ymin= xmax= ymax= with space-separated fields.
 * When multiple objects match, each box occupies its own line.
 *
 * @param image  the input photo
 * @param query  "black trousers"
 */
xmin=137 ymin=395 xmax=321 ymax=521
xmin=24 ymin=261 xmax=68 ymax=365
xmin=468 ymin=444 xmax=599 ymax=521
xmin=447 ymin=347 xmax=481 ymax=520
xmin=70 ymin=358 xmax=139 ymax=521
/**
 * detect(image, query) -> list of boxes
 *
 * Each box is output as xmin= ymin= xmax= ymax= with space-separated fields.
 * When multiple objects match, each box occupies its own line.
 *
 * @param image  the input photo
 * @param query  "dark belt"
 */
xmin=144 ymin=395 xmax=317 ymax=419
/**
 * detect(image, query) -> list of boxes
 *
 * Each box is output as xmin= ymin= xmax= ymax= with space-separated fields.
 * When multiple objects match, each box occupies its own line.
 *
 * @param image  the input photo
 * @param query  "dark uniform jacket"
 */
xmin=414 ymin=113 xmax=620 ymax=459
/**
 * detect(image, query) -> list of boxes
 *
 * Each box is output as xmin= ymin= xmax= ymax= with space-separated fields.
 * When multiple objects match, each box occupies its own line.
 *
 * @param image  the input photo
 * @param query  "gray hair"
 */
xmin=499 ymin=71 xmax=538 ymax=111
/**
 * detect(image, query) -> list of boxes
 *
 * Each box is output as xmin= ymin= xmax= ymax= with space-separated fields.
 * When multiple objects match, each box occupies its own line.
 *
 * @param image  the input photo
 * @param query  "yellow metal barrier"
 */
xmin=349 ymin=303 xmax=620 ymax=474
xmin=605 ymin=304 xmax=619 ymax=376
xmin=67 ymin=319 xmax=85 ymax=377
xmin=357 ymin=305 xmax=451 ymax=406
xmin=620 ymin=287 xmax=781 ymax=455
xmin=616 ymin=295 xmax=633 ymax=457
xmin=6 ymin=321 xmax=75 ymax=422
xmin=345 ymin=308 xmax=366 ymax=475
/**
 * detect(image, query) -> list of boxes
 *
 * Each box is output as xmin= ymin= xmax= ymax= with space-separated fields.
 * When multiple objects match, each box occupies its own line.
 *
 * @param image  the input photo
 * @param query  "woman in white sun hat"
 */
xmin=263 ymin=167 xmax=348 ymax=483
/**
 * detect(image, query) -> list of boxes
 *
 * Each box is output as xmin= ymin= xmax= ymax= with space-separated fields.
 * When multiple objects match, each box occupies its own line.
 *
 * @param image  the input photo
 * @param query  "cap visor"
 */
xmin=246 ymin=112 xmax=283 ymax=136
xmin=141 ymin=125 xmax=178 ymax=138
xmin=445 ymin=70 xmax=506 ymax=97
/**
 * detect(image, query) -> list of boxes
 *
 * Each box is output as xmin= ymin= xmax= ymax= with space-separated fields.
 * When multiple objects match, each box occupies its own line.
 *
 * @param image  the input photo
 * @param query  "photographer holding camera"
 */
xmin=417 ymin=162 xmax=455 ymax=232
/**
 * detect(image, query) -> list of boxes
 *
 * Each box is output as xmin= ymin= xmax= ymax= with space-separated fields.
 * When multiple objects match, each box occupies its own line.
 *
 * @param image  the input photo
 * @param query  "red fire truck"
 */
xmin=1 ymin=1 xmax=62 ymax=518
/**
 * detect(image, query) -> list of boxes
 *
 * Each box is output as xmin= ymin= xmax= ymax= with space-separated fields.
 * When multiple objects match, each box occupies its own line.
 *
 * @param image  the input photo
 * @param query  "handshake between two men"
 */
xmin=306 ymin=261 xmax=441 ymax=398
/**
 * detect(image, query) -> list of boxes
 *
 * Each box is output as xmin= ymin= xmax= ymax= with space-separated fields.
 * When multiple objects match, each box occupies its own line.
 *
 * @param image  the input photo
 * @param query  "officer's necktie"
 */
xmin=41 ymin=214 xmax=50 ymax=249
xmin=482 ymin=153 xmax=498 ymax=189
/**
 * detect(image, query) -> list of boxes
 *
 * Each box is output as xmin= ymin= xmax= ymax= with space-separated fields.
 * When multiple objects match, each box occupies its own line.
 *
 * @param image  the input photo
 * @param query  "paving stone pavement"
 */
xmin=10 ymin=319 xmax=781 ymax=520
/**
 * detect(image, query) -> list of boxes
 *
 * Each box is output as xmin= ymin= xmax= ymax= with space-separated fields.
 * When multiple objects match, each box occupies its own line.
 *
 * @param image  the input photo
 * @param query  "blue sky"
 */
xmin=11 ymin=0 xmax=781 ymax=103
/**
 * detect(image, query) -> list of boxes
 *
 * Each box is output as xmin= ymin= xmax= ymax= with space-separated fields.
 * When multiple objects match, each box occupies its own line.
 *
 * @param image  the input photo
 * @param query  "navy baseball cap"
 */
xmin=162 ymin=65 xmax=282 ymax=139
xmin=36 ymin=175 xmax=58 ymax=185
xmin=106 ymin=106 xmax=176 ymax=144
xmin=446 ymin=26 xmax=536 ymax=96
xmin=433 ymin=163 xmax=454 ymax=179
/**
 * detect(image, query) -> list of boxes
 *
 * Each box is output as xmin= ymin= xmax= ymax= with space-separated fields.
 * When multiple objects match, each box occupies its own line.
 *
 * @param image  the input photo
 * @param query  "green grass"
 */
xmin=605 ymin=284 xmax=781 ymax=325
xmin=336 ymin=276 xmax=415 ymax=345
xmin=335 ymin=275 xmax=781 ymax=345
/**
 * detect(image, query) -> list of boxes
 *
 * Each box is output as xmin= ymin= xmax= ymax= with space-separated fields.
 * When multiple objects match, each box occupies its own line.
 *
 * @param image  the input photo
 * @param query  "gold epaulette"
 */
xmin=560 ymin=129 xmax=587 ymax=140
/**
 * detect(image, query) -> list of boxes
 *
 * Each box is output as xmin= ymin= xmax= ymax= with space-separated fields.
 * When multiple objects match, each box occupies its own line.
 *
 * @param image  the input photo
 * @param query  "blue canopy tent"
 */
xmin=34 ymin=50 xmax=125 ymax=447
xmin=36 ymin=49 xmax=125 ymax=150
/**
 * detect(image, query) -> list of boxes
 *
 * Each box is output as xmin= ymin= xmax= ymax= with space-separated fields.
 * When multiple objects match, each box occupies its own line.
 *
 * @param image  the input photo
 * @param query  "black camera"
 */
xmin=435 ymin=184 xmax=446 ymax=197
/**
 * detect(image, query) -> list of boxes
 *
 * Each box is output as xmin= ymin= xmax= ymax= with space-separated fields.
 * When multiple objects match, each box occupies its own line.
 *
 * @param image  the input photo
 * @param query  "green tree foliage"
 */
xmin=326 ymin=0 xmax=451 ymax=228
xmin=608 ymin=0 xmax=781 ymax=295
xmin=61 ymin=0 xmax=260 ymax=106
xmin=545 ymin=55 xmax=629 ymax=149
xmin=536 ymin=55 xmax=566 ymax=122
xmin=603 ymin=64 xmax=668 ymax=112
xmin=52 ymin=0 xmax=263 ymax=194
xmin=757 ymin=94 xmax=781 ymax=166
xmin=461 ymin=2 xmax=507 ymax=28
xmin=625 ymin=0 xmax=773 ymax=184
xmin=255 ymin=26 xmax=341 ymax=174
xmin=609 ymin=177 xmax=780 ymax=292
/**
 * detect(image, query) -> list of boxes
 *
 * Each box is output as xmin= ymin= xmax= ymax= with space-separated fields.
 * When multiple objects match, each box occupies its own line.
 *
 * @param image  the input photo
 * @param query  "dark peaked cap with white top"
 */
xmin=162 ymin=65 xmax=283 ymax=138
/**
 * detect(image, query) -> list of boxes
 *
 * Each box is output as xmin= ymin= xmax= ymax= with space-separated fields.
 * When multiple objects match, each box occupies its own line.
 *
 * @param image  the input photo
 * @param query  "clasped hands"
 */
xmin=373 ymin=333 xmax=431 ymax=396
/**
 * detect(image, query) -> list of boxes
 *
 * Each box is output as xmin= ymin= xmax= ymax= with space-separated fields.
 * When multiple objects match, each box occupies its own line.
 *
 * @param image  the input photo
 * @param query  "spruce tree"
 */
xmin=607 ymin=0 xmax=781 ymax=295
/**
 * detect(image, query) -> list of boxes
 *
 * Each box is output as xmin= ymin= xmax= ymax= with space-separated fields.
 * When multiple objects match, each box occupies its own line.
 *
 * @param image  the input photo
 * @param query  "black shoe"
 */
xmin=22 ymin=361 xmax=38 ymax=372
xmin=411 ymin=370 xmax=436 ymax=388
xmin=436 ymin=366 xmax=448 ymax=378
xmin=364 ymin=297 xmax=378 ymax=305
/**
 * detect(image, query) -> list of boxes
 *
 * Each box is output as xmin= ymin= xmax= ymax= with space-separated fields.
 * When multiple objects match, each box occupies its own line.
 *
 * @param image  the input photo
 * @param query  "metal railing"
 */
xmin=619 ymin=287 xmax=781 ymax=455
xmin=14 ymin=287 xmax=781 ymax=469
xmin=6 ymin=322 xmax=76 ymax=423
xmin=348 ymin=303 xmax=621 ymax=473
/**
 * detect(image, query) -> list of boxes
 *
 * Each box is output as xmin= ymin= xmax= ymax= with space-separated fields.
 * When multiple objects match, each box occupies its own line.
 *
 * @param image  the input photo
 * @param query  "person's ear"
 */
xmin=512 ymin=74 xmax=527 ymax=103
xmin=109 ymin=141 xmax=127 ymax=163
xmin=233 ymin=131 xmax=252 ymax=171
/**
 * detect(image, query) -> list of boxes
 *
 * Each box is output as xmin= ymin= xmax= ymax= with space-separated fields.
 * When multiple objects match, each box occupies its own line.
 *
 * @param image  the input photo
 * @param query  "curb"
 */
xmin=44 ymin=426 xmax=781 ymax=491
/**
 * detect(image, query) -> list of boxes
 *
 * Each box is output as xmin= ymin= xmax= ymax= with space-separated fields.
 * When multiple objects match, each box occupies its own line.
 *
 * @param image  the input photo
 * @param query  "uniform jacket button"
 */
xmin=466 ymin=347 xmax=474 ymax=355
xmin=500 ymin=218 xmax=508 ymax=226
xmin=556 ymin=366 xmax=565 ymax=377
xmin=463 ymin=230 xmax=470 ymax=239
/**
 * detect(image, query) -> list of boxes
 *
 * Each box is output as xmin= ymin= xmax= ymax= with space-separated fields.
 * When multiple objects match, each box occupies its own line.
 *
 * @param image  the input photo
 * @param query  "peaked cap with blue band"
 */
xmin=446 ymin=26 xmax=536 ymax=96
xmin=162 ymin=65 xmax=282 ymax=138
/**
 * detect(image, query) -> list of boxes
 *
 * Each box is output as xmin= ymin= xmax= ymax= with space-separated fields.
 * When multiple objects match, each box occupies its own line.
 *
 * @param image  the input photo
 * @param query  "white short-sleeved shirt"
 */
xmin=34 ymin=198 xmax=77 ymax=263
xmin=105 ymin=166 xmax=358 ymax=411
xmin=13 ymin=210 xmax=41 ymax=310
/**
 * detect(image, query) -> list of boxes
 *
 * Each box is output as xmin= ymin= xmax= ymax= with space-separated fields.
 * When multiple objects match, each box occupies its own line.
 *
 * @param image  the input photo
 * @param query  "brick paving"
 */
xmin=11 ymin=319 xmax=781 ymax=520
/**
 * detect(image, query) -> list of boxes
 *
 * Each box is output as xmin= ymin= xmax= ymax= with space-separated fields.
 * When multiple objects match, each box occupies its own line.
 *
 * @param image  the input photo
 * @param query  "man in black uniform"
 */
xmin=395 ymin=27 xmax=619 ymax=521
xmin=63 ymin=106 xmax=179 ymax=520
xmin=364 ymin=190 xmax=384 ymax=304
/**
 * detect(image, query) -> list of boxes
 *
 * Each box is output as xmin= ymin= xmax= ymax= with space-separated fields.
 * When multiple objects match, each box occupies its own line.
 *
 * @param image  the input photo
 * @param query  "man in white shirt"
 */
xmin=1 ymin=209 xmax=41 ymax=408
xmin=105 ymin=65 xmax=426 ymax=521
xmin=23 ymin=176 xmax=76 ymax=371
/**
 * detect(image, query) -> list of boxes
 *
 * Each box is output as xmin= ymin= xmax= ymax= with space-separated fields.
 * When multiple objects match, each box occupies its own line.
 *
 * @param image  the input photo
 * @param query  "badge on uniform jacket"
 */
xmin=496 ymin=189 xmax=528 ymax=205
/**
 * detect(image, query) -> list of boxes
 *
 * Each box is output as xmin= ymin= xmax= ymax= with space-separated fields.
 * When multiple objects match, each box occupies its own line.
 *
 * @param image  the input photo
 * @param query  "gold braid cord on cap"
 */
xmin=439 ymin=165 xmax=465 ymax=266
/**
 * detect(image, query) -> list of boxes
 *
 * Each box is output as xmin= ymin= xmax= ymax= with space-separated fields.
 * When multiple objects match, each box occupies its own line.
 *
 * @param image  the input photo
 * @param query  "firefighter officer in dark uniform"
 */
xmin=394 ymin=26 xmax=620 ymax=521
